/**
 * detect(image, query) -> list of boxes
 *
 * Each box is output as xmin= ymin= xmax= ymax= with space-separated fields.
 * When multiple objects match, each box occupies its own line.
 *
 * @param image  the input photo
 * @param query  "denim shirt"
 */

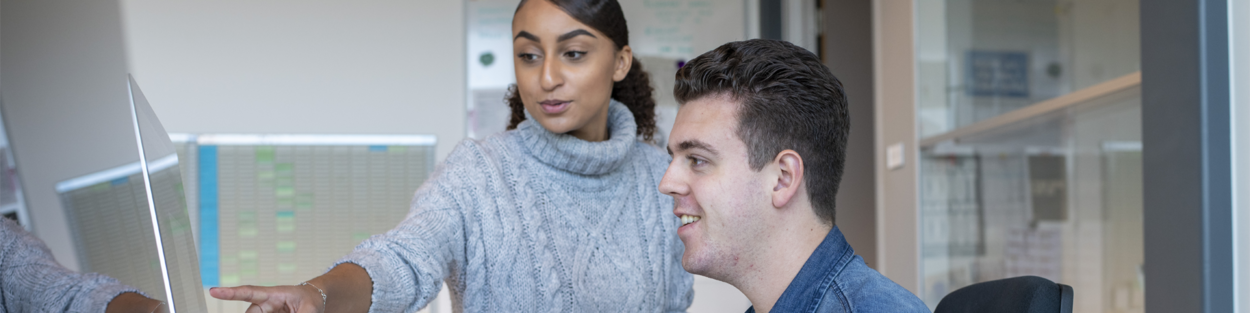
xmin=746 ymin=227 xmax=930 ymax=313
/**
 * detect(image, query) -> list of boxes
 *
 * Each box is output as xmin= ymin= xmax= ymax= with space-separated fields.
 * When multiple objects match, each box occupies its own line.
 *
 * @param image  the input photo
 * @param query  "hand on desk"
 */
xmin=210 ymin=285 xmax=325 ymax=313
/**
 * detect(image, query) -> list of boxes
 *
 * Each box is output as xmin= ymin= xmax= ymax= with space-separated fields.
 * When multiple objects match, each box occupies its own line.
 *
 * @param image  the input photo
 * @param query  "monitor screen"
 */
xmin=55 ymin=76 xmax=206 ymax=312
xmin=191 ymin=134 xmax=435 ymax=290
xmin=171 ymin=133 xmax=435 ymax=311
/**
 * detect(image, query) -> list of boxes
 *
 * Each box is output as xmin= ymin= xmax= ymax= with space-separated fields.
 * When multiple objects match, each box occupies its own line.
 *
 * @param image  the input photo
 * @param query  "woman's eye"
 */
xmin=518 ymin=53 xmax=539 ymax=62
xmin=563 ymin=51 xmax=586 ymax=59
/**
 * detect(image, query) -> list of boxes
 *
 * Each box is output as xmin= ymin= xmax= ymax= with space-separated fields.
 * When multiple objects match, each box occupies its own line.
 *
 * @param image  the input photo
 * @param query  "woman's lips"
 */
xmin=539 ymin=100 xmax=571 ymax=114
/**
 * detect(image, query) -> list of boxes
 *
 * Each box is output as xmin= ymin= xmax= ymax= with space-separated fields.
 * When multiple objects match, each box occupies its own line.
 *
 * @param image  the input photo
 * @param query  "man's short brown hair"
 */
xmin=674 ymin=39 xmax=849 ymax=225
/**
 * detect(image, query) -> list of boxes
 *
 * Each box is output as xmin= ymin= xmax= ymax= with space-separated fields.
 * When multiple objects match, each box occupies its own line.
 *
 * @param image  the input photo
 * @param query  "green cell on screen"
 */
xmin=255 ymin=147 xmax=275 ymax=163
xmin=275 ymin=163 xmax=293 ymax=175
xmin=276 ymin=211 xmax=295 ymax=232
xmin=221 ymin=274 xmax=240 ymax=286
xmin=276 ymin=241 xmax=297 ymax=253
xmin=278 ymin=263 xmax=298 ymax=273
xmin=238 ymin=211 xmax=257 ymax=221
xmin=239 ymin=250 xmax=258 ymax=260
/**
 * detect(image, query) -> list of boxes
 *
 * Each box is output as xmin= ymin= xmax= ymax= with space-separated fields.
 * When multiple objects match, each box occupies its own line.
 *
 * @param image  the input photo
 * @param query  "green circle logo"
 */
xmin=480 ymin=52 xmax=495 ymax=67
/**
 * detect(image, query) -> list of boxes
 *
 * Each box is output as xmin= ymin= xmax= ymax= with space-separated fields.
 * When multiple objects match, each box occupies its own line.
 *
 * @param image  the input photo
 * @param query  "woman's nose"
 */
xmin=540 ymin=58 xmax=563 ymax=91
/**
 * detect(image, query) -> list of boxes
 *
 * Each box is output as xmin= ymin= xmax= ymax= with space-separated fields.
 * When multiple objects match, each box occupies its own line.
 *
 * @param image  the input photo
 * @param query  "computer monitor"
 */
xmin=55 ymin=75 xmax=206 ymax=312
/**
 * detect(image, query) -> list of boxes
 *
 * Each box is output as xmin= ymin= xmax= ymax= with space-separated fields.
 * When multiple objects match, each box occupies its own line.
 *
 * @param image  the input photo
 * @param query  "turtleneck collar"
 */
xmin=517 ymin=100 xmax=638 ymax=176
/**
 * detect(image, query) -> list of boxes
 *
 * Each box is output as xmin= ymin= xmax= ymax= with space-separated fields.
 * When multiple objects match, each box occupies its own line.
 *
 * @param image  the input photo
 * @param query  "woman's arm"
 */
xmin=105 ymin=292 xmax=164 ymax=313
xmin=209 ymin=263 xmax=371 ymax=313
xmin=0 ymin=219 xmax=156 ymax=313
xmin=210 ymin=204 xmax=467 ymax=313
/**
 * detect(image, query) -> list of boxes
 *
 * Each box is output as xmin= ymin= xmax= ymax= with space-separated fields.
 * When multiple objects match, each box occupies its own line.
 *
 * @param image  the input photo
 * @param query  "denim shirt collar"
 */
xmin=746 ymin=226 xmax=855 ymax=313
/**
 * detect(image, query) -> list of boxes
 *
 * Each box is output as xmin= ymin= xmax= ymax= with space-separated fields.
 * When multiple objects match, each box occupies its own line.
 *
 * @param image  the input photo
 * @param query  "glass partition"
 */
xmin=920 ymin=85 xmax=1142 ymax=312
xmin=916 ymin=0 xmax=1140 ymax=137
xmin=916 ymin=1 xmax=1143 ymax=312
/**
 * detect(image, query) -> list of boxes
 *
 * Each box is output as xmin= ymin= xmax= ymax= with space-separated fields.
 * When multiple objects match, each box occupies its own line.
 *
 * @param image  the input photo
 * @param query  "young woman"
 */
xmin=210 ymin=0 xmax=693 ymax=312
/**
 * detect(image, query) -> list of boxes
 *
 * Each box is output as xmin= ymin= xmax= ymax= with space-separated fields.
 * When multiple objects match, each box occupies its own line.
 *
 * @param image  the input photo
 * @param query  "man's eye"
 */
xmin=688 ymin=157 xmax=706 ymax=167
xmin=564 ymin=51 xmax=586 ymax=59
xmin=518 ymin=53 xmax=539 ymax=61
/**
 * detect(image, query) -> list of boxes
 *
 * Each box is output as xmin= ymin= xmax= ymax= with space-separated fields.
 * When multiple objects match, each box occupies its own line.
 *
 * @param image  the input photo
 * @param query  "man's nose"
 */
xmin=658 ymin=161 xmax=688 ymax=196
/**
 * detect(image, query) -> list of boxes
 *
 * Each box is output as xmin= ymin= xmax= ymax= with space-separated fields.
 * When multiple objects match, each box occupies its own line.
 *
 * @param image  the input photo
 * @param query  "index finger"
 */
xmin=209 ymin=286 xmax=271 ymax=304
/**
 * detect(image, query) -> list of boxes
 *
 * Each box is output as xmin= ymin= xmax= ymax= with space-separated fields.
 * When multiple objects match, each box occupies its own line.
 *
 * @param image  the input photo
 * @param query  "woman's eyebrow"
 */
xmin=514 ymin=31 xmax=540 ymax=42
xmin=557 ymin=29 xmax=596 ymax=42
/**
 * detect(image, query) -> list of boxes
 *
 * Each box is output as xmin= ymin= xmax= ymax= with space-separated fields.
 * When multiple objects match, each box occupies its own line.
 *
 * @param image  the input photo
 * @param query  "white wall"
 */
xmin=1 ymin=0 xmax=141 ymax=271
xmin=3 ymin=0 xmax=467 ymax=295
xmin=873 ymin=0 xmax=921 ymax=294
xmin=119 ymin=0 xmax=466 ymax=161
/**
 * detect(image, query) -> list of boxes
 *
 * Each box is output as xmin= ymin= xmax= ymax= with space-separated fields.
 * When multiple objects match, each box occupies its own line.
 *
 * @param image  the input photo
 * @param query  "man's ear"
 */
xmin=613 ymin=45 xmax=633 ymax=82
xmin=771 ymin=150 xmax=804 ymax=208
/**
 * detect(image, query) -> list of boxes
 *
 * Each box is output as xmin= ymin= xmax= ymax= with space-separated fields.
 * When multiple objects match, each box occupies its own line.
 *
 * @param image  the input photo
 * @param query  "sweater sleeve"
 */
xmin=334 ymin=142 xmax=482 ymax=313
xmin=0 ymin=219 xmax=142 ymax=313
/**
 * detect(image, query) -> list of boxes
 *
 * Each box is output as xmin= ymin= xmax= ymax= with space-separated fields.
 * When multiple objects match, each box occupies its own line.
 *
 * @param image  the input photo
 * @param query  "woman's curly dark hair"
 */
xmin=504 ymin=0 xmax=658 ymax=143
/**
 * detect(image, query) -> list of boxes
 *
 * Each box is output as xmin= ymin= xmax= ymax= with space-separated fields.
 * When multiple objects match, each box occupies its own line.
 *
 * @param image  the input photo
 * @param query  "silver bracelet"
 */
xmin=299 ymin=281 xmax=328 ymax=310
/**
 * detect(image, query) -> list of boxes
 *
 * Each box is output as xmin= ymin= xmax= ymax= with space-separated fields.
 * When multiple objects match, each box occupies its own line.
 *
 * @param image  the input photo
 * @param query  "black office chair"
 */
xmin=934 ymin=276 xmax=1074 ymax=313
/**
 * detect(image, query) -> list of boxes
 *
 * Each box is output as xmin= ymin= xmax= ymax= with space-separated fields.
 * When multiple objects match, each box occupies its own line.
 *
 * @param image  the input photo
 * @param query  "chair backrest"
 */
xmin=934 ymin=276 xmax=1074 ymax=313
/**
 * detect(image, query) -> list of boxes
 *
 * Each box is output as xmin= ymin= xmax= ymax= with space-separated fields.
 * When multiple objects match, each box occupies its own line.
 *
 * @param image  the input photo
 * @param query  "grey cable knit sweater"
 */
xmin=336 ymin=101 xmax=693 ymax=312
xmin=0 ymin=218 xmax=139 ymax=313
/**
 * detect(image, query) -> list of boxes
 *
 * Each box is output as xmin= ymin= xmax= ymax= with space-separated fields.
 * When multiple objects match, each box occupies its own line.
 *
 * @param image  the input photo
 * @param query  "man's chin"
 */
xmin=680 ymin=259 xmax=701 ymax=274
xmin=681 ymin=252 xmax=710 ymax=275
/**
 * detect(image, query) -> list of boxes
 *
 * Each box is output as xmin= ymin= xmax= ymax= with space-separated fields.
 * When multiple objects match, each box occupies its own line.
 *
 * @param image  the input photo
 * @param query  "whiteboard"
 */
xmin=621 ymin=0 xmax=748 ymax=60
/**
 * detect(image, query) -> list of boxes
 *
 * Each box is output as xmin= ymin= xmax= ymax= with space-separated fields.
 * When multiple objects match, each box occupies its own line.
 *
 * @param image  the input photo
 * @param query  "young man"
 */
xmin=660 ymin=39 xmax=929 ymax=313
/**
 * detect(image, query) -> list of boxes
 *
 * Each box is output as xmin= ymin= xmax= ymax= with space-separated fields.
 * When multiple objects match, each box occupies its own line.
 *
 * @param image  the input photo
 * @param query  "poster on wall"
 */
xmin=466 ymin=0 xmax=519 ymax=139
xmin=1027 ymin=153 xmax=1067 ymax=222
